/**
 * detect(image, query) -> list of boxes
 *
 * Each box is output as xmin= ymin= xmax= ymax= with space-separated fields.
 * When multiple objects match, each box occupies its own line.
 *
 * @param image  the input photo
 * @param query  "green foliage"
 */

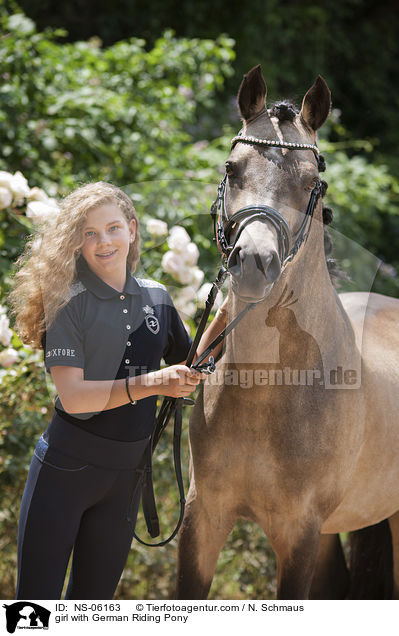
xmin=319 ymin=119 xmax=399 ymax=296
xmin=0 ymin=12 xmax=235 ymax=298
xmin=15 ymin=0 xmax=399 ymax=158
xmin=0 ymin=208 xmax=33 ymax=297
xmin=0 ymin=13 xmax=234 ymax=193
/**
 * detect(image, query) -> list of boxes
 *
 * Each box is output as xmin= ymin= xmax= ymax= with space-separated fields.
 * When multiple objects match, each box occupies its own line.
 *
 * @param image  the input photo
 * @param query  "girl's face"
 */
xmin=81 ymin=203 xmax=136 ymax=282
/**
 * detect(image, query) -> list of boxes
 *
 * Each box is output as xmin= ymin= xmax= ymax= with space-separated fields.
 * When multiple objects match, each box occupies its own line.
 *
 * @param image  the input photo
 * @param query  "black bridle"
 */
xmin=211 ymin=133 xmax=327 ymax=268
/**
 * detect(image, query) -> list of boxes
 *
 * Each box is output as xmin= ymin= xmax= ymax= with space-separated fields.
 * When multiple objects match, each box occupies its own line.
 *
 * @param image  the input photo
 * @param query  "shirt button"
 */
xmin=125 ymin=359 xmax=130 ymax=364
xmin=120 ymin=295 xmax=125 ymax=300
xmin=123 ymin=309 xmax=128 ymax=313
xmin=126 ymin=325 xmax=131 ymax=330
xmin=127 ymin=341 xmax=131 ymax=346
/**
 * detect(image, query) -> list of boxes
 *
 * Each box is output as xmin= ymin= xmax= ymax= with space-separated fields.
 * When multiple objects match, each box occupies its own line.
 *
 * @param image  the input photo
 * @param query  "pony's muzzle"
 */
xmin=227 ymin=244 xmax=281 ymax=283
xmin=227 ymin=219 xmax=282 ymax=301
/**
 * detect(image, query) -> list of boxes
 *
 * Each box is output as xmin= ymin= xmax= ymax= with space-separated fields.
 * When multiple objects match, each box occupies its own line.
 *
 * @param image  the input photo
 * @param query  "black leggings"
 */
xmin=16 ymin=414 xmax=150 ymax=600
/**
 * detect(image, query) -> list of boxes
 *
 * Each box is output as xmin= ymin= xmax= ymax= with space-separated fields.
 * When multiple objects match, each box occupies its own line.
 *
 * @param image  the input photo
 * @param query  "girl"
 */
xmin=9 ymin=181 xmax=227 ymax=600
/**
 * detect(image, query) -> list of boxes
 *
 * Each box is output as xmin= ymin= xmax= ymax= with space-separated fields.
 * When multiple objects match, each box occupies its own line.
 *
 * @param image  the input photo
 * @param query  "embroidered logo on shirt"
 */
xmin=143 ymin=305 xmax=154 ymax=315
xmin=143 ymin=306 xmax=160 ymax=334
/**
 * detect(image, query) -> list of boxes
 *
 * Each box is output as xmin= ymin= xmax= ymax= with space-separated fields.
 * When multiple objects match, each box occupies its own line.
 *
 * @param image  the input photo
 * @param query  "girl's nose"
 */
xmin=97 ymin=230 xmax=112 ymax=243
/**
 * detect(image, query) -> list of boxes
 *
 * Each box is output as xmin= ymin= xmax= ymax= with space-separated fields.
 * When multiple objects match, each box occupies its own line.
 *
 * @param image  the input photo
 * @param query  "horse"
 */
xmin=175 ymin=65 xmax=399 ymax=600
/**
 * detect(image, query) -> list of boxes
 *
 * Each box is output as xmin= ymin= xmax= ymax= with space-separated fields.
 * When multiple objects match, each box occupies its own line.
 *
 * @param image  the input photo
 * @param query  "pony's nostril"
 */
xmin=254 ymin=251 xmax=281 ymax=282
xmin=227 ymin=245 xmax=242 ymax=277
xmin=265 ymin=252 xmax=281 ymax=282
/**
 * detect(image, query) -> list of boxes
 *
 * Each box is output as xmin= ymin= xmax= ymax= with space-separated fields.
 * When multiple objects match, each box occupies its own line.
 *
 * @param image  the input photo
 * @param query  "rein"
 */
xmin=130 ymin=132 xmax=327 ymax=547
xmin=129 ymin=267 xmax=257 ymax=547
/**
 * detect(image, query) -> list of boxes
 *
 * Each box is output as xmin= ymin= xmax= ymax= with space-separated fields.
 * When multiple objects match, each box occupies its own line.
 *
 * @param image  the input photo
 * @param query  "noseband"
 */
xmin=211 ymin=133 xmax=327 ymax=268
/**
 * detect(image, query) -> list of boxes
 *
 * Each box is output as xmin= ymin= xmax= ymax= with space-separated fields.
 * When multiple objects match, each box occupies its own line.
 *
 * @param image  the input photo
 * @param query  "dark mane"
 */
xmin=324 ymin=232 xmax=350 ymax=287
xmin=270 ymin=100 xmax=298 ymax=122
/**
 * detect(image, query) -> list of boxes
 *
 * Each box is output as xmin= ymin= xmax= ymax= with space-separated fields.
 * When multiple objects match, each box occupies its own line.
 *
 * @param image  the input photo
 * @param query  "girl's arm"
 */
xmin=50 ymin=364 xmax=205 ymax=414
xmin=50 ymin=297 xmax=228 ymax=415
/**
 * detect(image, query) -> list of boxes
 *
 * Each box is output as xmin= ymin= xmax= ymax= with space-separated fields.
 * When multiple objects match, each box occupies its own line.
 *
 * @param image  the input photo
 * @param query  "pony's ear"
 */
xmin=300 ymin=75 xmax=331 ymax=131
xmin=237 ymin=65 xmax=267 ymax=121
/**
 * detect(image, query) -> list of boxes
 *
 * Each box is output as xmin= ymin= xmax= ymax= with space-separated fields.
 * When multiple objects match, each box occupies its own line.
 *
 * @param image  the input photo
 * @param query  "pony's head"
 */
xmin=218 ymin=65 xmax=331 ymax=302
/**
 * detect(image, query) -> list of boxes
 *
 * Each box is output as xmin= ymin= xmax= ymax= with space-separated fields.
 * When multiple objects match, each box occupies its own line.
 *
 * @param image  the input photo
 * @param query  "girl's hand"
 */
xmin=150 ymin=365 xmax=206 ymax=398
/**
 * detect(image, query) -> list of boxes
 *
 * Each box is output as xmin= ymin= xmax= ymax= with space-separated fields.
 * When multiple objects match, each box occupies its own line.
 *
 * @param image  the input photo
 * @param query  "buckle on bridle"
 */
xmin=195 ymin=355 xmax=216 ymax=374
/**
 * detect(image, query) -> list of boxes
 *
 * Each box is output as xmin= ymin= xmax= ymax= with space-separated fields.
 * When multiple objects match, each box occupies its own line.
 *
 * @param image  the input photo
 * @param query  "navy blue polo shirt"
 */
xmin=43 ymin=257 xmax=192 ymax=441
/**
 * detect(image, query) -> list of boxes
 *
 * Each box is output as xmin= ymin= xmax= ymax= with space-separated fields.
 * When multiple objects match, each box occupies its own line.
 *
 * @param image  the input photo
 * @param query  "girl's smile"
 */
xmin=96 ymin=249 xmax=118 ymax=259
xmin=81 ymin=203 xmax=136 ymax=291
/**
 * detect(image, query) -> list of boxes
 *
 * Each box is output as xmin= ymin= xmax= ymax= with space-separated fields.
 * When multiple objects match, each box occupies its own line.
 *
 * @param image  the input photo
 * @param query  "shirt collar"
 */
xmin=76 ymin=256 xmax=141 ymax=299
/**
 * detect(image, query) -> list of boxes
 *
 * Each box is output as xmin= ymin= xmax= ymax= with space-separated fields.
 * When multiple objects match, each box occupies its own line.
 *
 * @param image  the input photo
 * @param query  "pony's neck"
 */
xmin=225 ymin=229 xmax=356 ymax=368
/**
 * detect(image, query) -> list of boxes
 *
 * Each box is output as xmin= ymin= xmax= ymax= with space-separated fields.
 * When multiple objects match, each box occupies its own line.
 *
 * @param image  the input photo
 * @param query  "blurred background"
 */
xmin=0 ymin=0 xmax=398 ymax=599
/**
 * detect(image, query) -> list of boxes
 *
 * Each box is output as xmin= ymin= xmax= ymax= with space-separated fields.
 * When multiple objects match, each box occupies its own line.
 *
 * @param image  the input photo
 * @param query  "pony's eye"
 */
xmin=225 ymin=161 xmax=236 ymax=177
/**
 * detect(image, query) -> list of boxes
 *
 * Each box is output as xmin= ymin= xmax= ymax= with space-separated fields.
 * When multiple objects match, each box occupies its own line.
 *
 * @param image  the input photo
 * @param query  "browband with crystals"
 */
xmin=231 ymin=135 xmax=320 ymax=156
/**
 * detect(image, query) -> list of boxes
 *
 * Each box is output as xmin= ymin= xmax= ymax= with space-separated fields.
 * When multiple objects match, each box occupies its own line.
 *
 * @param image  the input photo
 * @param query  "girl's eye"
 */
xmin=85 ymin=230 xmax=95 ymax=237
xmin=109 ymin=225 xmax=120 ymax=231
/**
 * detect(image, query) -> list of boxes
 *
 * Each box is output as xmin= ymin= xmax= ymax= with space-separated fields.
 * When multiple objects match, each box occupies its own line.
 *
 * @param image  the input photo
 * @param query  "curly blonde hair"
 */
xmin=8 ymin=182 xmax=141 ymax=349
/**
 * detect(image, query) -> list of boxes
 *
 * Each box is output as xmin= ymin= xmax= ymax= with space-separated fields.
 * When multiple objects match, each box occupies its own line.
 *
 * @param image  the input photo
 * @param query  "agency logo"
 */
xmin=3 ymin=602 xmax=50 ymax=634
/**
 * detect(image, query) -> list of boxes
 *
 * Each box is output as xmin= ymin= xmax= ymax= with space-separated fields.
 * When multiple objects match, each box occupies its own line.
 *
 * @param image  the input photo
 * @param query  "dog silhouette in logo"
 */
xmin=3 ymin=602 xmax=50 ymax=633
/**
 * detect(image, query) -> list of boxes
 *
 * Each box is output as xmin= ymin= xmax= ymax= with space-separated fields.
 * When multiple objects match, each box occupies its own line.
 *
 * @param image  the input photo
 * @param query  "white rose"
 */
xmin=173 ymin=296 xmax=186 ymax=314
xmin=197 ymin=283 xmax=223 ymax=309
xmin=175 ymin=266 xmax=196 ymax=285
xmin=27 ymin=187 xmax=49 ymax=202
xmin=174 ymin=285 xmax=197 ymax=304
xmin=214 ymin=291 xmax=224 ymax=310
xmin=167 ymin=226 xmax=191 ymax=253
xmin=173 ymin=286 xmax=198 ymax=318
xmin=161 ymin=250 xmax=184 ymax=277
xmin=26 ymin=200 xmax=58 ymax=224
xmin=191 ymin=267 xmax=205 ymax=290
xmin=183 ymin=302 xmax=197 ymax=319
xmin=10 ymin=171 xmax=30 ymax=201
xmin=174 ymin=300 xmax=197 ymax=320
xmin=182 ymin=242 xmax=199 ymax=266
xmin=0 ymin=171 xmax=14 ymax=190
xmin=0 ymin=347 xmax=19 ymax=368
xmin=196 ymin=283 xmax=212 ymax=305
xmin=0 ymin=313 xmax=12 ymax=347
xmin=146 ymin=218 xmax=168 ymax=236
xmin=0 ymin=187 xmax=12 ymax=210
xmin=46 ymin=198 xmax=60 ymax=209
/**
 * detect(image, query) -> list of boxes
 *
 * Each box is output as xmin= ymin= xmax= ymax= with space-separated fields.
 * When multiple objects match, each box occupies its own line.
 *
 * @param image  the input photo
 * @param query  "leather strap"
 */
xmin=130 ymin=272 xmax=256 ymax=547
xmin=131 ymin=399 xmax=186 ymax=547
xmin=141 ymin=443 xmax=160 ymax=538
